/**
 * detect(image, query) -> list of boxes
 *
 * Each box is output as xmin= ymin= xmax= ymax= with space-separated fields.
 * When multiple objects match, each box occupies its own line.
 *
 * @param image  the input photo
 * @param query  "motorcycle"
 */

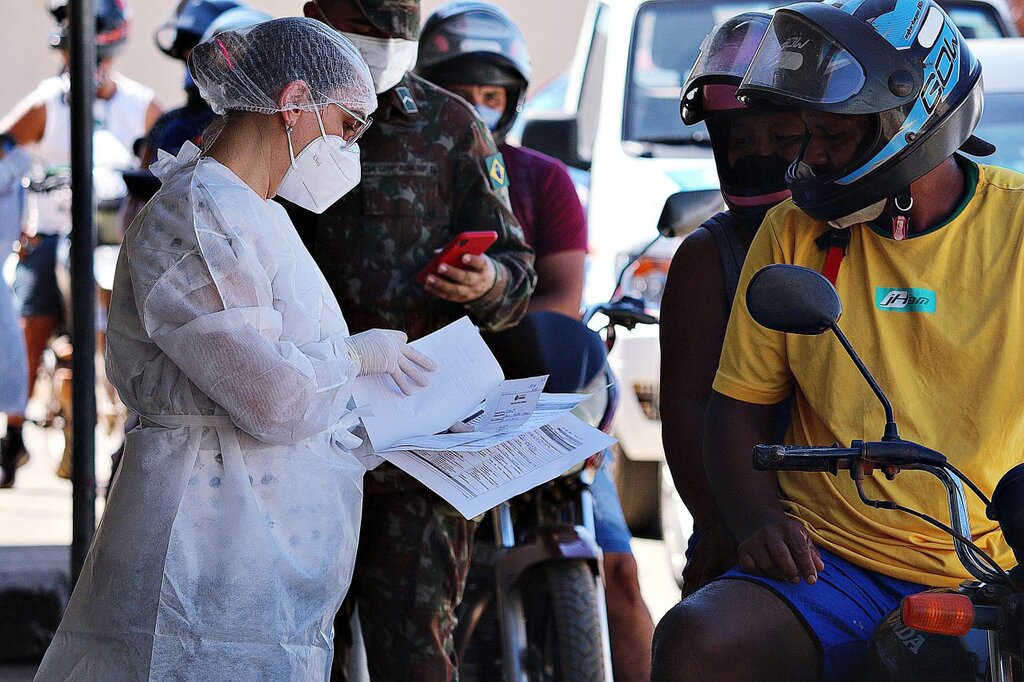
xmin=744 ymin=263 xmax=1024 ymax=681
xmin=455 ymin=233 xmax=676 ymax=682
xmin=601 ymin=188 xmax=720 ymax=586
xmin=454 ymin=189 xmax=714 ymax=681
xmin=456 ymin=311 xmax=616 ymax=682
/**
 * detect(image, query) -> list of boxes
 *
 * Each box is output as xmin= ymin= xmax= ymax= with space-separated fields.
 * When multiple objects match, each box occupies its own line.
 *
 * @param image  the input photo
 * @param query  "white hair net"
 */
xmin=188 ymin=16 xmax=376 ymax=117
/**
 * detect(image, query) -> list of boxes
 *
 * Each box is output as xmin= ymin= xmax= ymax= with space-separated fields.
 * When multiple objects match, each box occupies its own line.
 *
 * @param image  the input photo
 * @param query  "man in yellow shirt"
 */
xmin=652 ymin=1 xmax=1024 ymax=680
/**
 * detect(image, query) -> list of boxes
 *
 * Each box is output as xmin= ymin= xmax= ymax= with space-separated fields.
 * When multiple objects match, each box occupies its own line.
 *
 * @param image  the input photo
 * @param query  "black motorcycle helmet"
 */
xmin=681 ymin=11 xmax=797 ymax=225
xmin=736 ymin=0 xmax=995 ymax=225
xmin=417 ymin=1 xmax=532 ymax=143
xmin=155 ymin=0 xmax=241 ymax=61
xmin=49 ymin=0 xmax=131 ymax=60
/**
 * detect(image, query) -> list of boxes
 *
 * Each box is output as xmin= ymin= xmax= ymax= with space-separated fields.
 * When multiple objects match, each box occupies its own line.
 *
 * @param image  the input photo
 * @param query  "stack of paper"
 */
xmin=351 ymin=318 xmax=616 ymax=519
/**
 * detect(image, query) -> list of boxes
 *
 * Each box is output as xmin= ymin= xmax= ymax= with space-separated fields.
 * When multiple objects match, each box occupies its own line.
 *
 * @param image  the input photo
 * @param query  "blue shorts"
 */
xmin=13 ymin=234 xmax=63 ymax=319
xmin=591 ymin=450 xmax=633 ymax=554
xmin=720 ymin=546 xmax=926 ymax=681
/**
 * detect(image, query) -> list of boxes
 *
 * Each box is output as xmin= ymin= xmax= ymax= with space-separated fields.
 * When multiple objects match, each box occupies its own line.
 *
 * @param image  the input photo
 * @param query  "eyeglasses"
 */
xmin=330 ymin=102 xmax=373 ymax=147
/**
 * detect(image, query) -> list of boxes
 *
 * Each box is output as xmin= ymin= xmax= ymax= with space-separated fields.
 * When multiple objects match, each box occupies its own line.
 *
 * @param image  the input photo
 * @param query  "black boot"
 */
xmin=0 ymin=427 xmax=29 ymax=489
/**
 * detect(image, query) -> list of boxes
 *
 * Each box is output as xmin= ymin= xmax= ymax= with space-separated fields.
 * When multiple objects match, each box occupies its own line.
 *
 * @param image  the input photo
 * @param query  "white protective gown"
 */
xmin=35 ymin=143 xmax=366 ymax=681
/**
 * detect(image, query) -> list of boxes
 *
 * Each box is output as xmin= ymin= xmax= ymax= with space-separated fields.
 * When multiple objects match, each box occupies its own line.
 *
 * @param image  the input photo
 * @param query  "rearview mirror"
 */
xmin=520 ymin=112 xmax=590 ymax=171
xmin=746 ymin=264 xmax=842 ymax=335
xmin=991 ymin=463 xmax=1024 ymax=566
xmin=656 ymin=190 xmax=723 ymax=238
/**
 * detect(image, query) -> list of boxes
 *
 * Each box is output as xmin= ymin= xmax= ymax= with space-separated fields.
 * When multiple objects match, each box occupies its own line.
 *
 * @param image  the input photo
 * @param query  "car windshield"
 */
xmin=970 ymin=92 xmax=1024 ymax=173
xmin=623 ymin=0 xmax=1013 ymax=146
xmin=624 ymin=0 xmax=782 ymax=144
xmin=938 ymin=2 xmax=1009 ymax=38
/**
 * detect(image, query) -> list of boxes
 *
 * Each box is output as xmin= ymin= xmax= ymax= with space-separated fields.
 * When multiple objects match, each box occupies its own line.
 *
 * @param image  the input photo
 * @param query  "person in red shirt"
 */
xmin=501 ymin=144 xmax=587 ymax=315
xmin=416 ymin=0 xmax=586 ymax=318
xmin=417 ymin=4 xmax=655 ymax=681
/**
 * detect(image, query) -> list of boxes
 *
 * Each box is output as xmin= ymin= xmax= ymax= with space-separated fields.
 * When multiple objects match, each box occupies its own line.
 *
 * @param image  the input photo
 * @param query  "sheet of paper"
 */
xmin=384 ymin=392 xmax=591 ymax=452
xmin=352 ymin=317 xmax=504 ymax=451
xmin=381 ymin=413 xmax=617 ymax=519
xmin=474 ymin=375 xmax=547 ymax=431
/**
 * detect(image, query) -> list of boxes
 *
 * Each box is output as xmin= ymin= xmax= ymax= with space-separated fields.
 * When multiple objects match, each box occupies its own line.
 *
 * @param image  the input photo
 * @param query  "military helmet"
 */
xmin=737 ymin=0 xmax=994 ymax=224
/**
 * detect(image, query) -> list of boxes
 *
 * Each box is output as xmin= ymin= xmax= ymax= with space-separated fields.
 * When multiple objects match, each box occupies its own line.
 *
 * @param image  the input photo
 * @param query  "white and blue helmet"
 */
xmin=737 ymin=0 xmax=994 ymax=223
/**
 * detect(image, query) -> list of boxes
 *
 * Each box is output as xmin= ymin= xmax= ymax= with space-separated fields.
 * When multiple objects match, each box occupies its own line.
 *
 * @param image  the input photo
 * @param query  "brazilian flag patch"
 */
xmin=485 ymin=153 xmax=508 ymax=190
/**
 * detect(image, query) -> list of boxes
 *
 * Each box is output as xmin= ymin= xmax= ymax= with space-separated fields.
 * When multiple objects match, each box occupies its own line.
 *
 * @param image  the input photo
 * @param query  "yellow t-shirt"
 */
xmin=713 ymin=158 xmax=1024 ymax=587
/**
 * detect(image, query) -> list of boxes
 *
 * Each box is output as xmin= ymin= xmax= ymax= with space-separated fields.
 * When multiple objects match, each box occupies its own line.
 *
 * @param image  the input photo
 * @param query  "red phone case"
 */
xmin=417 ymin=231 xmax=499 ymax=285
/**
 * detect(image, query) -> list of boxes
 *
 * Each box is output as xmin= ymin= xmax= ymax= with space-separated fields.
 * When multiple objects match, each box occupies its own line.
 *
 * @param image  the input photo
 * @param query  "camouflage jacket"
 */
xmin=299 ymin=73 xmax=536 ymax=341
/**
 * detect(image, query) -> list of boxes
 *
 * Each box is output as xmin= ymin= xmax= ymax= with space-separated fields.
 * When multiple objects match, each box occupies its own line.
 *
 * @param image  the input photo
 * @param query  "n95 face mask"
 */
xmin=278 ymin=108 xmax=361 ymax=214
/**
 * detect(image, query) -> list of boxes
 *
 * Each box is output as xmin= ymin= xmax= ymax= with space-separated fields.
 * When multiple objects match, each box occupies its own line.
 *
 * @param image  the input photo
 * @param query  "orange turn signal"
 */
xmin=902 ymin=592 xmax=975 ymax=636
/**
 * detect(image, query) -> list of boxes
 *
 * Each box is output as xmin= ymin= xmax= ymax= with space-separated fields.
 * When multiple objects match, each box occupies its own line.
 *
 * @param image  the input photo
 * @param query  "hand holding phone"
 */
xmin=417 ymin=231 xmax=499 ymax=286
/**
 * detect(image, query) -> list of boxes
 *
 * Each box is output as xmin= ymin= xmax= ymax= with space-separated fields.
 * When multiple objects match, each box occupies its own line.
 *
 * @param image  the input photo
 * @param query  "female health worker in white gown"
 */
xmin=34 ymin=18 xmax=436 ymax=681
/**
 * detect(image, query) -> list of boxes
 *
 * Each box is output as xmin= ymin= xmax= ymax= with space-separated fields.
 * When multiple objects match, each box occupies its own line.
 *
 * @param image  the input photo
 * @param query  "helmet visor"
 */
xmin=739 ymin=12 xmax=865 ymax=106
xmin=686 ymin=13 xmax=771 ymax=88
xmin=421 ymin=8 xmax=530 ymax=78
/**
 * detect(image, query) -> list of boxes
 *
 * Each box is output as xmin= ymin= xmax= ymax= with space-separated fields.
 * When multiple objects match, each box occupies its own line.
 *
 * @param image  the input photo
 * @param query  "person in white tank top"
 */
xmin=0 ymin=0 xmax=161 ymax=488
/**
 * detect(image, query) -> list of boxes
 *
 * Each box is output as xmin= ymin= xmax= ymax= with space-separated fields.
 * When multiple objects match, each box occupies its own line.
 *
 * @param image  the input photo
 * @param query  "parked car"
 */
xmin=968 ymin=38 xmax=1024 ymax=174
xmin=519 ymin=0 xmax=1021 ymax=576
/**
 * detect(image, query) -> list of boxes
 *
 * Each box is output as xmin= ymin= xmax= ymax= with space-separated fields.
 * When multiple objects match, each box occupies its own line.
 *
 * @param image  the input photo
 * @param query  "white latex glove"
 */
xmin=344 ymin=329 xmax=437 ymax=395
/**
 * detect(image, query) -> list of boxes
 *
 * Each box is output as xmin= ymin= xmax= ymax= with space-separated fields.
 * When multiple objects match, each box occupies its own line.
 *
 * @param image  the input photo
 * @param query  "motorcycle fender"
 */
xmin=864 ymin=590 xmax=992 ymax=682
xmin=495 ymin=526 xmax=601 ymax=592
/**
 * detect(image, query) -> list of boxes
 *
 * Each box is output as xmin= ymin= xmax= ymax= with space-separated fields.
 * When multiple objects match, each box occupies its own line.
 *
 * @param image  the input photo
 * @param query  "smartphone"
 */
xmin=417 ymin=231 xmax=499 ymax=285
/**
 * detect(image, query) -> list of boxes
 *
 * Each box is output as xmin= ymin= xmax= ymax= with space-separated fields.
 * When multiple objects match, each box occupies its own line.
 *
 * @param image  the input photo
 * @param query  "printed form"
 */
xmin=387 ymin=413 xmax=614 ymax=519
xmin=351 ymin=318 xmax=616 ymax=518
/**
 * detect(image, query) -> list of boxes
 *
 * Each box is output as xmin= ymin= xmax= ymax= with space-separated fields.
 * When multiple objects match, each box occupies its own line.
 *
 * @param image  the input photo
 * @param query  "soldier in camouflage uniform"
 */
xmin=297 ymin=1 xmax=536 ymax=679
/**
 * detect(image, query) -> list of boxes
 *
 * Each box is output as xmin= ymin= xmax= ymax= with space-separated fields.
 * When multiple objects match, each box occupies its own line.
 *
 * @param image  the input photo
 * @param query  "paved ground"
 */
xmin=0 ymin=420 xmax=115 ymax=549
xmin=0 ymin=416 xmax=680 ymax=679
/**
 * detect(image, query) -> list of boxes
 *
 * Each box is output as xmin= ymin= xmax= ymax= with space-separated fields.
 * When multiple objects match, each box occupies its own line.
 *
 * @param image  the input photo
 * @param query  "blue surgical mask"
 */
xmin=474 ymin=104 xmax=502 ymax=131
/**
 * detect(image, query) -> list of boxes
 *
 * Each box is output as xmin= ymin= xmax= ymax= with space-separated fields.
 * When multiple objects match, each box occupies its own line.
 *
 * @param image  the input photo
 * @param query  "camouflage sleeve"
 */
xmin=454 ymin=115 xmax=536 ymax=332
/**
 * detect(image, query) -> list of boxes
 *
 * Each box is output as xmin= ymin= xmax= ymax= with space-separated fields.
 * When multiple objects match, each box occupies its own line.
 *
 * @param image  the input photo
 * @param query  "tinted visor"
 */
xmin=739 ymin=12 xmax=865 ymax=106
xmin=421 ymin=8 xmax=529 ymax=81
xmin=686 ymin=13 xmax=771 ymax=89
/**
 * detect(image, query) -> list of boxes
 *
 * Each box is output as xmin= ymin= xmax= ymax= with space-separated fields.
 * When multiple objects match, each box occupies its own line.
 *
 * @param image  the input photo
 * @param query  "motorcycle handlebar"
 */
xmin=755 ymin=441 xmax=1008 ymax=586
xmin=753 ymin=441 xmax=948 ymax=474
xmin=753 ymin=444 xmax=858 ymax=474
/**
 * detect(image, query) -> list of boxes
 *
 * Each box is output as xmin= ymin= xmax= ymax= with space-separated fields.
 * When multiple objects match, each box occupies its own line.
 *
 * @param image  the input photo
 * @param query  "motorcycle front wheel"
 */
xmin=522 ymin=560 xmax=607 ymax=682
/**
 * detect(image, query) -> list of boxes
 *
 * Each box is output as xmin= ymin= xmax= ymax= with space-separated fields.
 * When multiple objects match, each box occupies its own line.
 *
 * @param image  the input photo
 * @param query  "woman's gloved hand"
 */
xmin=345 ymin=329 xmax=437 ymax=395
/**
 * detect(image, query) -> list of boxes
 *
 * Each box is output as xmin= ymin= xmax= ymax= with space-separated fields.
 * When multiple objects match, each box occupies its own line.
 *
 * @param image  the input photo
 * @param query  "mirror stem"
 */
xmin=612 ymin=233 xmax=663 ymax=296
xmin=830 ymin=324 xmax=900 ymax=441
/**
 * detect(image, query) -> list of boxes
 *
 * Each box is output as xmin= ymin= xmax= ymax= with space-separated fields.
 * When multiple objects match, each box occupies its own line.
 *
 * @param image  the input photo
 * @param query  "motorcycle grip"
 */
xmin=752 ymin=444 xmax=859 ymax=474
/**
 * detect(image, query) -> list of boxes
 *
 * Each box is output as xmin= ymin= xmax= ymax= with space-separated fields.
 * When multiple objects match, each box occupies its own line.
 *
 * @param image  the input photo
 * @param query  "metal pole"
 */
xmin=69 ymin=0 xmax=97 ymax=585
